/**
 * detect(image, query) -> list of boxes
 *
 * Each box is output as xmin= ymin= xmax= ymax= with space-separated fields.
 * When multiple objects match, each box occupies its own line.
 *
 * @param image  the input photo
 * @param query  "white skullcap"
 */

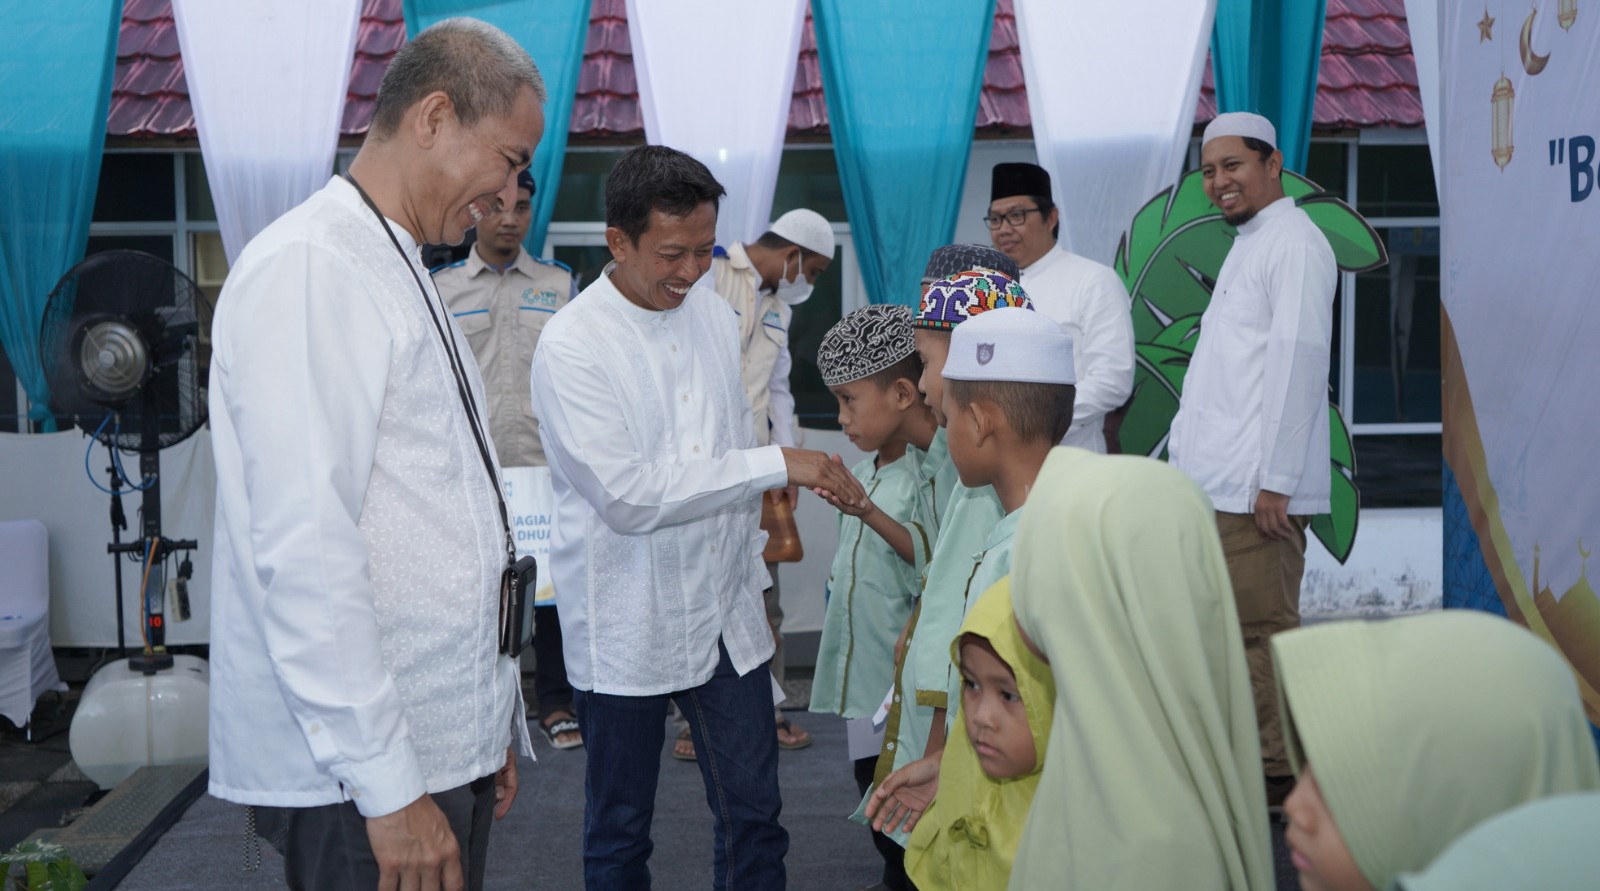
xmin=1202 ymin=112 xmax=1278 ymax=150
xmin=769 ymin=209 xmax=835 ymax=258
xmin=943 ymin=306 xmax=1075 ymax=385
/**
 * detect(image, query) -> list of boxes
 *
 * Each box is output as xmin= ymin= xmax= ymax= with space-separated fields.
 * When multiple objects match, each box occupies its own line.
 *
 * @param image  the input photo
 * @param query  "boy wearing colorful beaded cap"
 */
xmin=869 ymin=303 xmax=1076 ymax=841
xmin=809 ymin=305 xmax=940 ymax=890
xmin=849 ymin=266 xmax=1033 ymax=850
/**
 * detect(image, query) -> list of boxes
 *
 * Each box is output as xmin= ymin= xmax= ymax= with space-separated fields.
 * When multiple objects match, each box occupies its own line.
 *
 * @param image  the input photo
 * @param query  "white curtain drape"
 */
xmin=627 ymin=0 xmax=807 ymax=248
xmin=1403 ymin=0 xmax=1441 ymax=193
xmin=172 ymin=0 xmax=362 ymax=263
xmin=1014 ymin=0 xmax=1217 ymax=266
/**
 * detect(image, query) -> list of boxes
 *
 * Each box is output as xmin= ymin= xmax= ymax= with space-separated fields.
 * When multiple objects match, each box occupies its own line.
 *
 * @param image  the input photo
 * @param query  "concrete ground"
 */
xmin=5 ymin=672 xmax=1300 ymax=890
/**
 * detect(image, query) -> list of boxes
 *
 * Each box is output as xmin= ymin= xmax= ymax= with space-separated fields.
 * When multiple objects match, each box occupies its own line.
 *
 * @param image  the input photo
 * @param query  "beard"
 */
xmin=1223 ymin=207 xmax=1258 ymax=227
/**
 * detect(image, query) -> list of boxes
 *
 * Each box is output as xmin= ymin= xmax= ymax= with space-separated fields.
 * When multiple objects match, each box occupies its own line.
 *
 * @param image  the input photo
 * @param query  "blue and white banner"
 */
xmin=1442 ymin=0 xmax=1600 ymax=729
xmin=503 ymin=467 xmax=556 ymax=605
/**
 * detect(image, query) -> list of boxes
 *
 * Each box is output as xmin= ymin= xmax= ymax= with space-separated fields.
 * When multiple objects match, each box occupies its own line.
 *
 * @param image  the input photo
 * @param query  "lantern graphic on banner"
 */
xmin=1558 ymin=0 xmax=1577 ymax=30
xmin=1491 ymin=73 xmax=1515 ymax=169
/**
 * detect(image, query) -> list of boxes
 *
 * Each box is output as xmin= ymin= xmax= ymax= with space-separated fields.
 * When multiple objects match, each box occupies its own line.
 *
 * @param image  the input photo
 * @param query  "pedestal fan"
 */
xmin=38 ymin=249 xmax=211 ymax=788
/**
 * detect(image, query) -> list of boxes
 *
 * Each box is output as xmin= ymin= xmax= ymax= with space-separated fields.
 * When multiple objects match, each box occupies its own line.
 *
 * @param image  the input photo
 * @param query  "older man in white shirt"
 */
xmin=532 ymin=145 xmax=864 ymax=890
xmin=986 ymin=162 xmax=1135 ymax=453
xmin=208 ymin=20 xmax=541 ymax=891
xmin=1167 ymin=112 xmax=1338 ymax=806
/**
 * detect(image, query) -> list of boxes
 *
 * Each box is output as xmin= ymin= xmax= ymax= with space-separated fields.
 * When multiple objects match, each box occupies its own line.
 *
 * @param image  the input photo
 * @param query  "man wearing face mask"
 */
xmin=691 ymin=208 xmax=835 ymax=757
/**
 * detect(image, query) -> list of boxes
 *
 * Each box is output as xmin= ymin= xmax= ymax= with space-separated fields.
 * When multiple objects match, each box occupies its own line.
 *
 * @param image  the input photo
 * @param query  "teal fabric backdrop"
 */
xmin=812 ymin=0 xmax=996 ymax=308
xmin=1210 ymin=0 xmax=1328 ymax=173
xmin=0 ymin=0 xmax=122 ymax=430
xmin=403 ymin=0 xmax=592 ymax=256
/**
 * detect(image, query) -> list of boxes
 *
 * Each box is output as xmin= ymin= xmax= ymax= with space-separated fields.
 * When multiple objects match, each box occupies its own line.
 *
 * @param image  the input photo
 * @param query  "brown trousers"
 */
xmin=1215 ymin=511 xmax=1308 ymax=778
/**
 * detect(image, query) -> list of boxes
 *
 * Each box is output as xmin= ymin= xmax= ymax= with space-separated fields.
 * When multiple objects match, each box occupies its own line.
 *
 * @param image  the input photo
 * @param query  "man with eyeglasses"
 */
xmin=985 ymin=162 xmax=1133 ymax=453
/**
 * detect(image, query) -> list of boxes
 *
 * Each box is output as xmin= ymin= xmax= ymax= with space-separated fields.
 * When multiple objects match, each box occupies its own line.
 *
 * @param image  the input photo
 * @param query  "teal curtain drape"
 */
xmin=0 ymin=0 xmax=122 ymax=430
xmin=812 ymin=0 xmax=996 ymax=308
xmin=1210 ymin=0 xmax=1328 ymax=173
xmin=403 ymin=0 xmax=592 ymax=256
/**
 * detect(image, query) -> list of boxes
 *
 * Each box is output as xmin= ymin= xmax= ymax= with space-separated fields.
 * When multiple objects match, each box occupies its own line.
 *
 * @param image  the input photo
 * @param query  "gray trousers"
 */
xmin=255 ymin=774 xmax=495 ymax=891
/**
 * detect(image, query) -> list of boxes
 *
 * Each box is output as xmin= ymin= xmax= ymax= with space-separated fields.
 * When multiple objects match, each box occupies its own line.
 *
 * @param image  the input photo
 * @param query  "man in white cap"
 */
xmin=986 ymin=162 xmax=1134 ymax=454
xmin=1167 ymin=111 xmax=1338 ymax=807
xmin=676 ymin=208 xmax=834 ymax=758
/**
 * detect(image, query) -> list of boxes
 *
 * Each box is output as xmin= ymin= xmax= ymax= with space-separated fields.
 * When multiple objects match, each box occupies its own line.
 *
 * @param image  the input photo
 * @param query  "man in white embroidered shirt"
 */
xmin=1167 ymin=112 xmax=1338 ymax=807
xmin=531 ymin=145 xmax=866 ymax=889
xmin=986 ymin=161 xmax=1134 ymax=453
xmin=207 ymin=20 xmax=541 ymax=891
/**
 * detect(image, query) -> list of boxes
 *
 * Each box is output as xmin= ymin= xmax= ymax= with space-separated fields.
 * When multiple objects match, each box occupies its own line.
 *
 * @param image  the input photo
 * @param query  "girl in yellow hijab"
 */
xmin=1273 ymin=611 xmax=1600 ymax=891
xmin=1008 ymin=449 xmax=1274 ymax=890
xmin=904 ymin=577 xmax=1053 ymax=889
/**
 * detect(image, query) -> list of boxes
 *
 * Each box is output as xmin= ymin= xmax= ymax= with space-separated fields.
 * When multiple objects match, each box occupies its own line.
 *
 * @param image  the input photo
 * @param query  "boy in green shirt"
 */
xmin=808 ymin=305 xmax=940 ymax=890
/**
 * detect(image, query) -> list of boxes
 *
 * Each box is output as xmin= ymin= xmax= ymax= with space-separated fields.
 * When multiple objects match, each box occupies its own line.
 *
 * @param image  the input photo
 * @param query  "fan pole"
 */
xmin=105 ymin=442 xmax=128 ymax=657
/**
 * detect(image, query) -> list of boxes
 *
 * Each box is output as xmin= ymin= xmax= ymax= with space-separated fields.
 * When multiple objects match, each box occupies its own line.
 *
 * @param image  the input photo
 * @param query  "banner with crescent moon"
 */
xmin=1442 ymin=0 xmax=1600 ymax=736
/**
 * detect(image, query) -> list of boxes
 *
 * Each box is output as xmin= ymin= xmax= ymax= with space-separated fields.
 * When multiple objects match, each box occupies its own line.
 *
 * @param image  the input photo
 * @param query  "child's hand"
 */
xmin=812 ymin=485 xmax=873 ymax=517
xmin=866 ymin=755 xmax=940 ymax=835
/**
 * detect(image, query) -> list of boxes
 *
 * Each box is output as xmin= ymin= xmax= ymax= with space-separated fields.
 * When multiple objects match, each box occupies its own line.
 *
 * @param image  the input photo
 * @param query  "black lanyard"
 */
xmin=343 ymin=172 xmax=515 ymax=567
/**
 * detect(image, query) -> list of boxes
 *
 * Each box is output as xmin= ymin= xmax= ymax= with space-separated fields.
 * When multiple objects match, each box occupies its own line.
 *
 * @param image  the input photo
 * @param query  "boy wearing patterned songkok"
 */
xmin=847 ymin=268 xmax=1035 ymax=853
xmin=809 ymin=305 xmax=940 ymax=891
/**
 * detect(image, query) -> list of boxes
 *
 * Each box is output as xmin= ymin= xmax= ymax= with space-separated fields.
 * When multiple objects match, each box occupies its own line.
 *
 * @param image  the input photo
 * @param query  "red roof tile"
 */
xmin=106 ymin=0 xmax=1421 ymax=140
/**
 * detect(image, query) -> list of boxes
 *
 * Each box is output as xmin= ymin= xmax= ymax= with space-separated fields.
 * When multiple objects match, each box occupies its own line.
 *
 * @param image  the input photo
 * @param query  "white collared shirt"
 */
xmin=1018 ymin=244 xmax=1136 ymax=453
xmin=531 ymin=269 xmax=788 ymax=695
xmin=208 ymin=176 xmax=528 ymax=819
xmin=1169 ymin=196 xmax=1338 ymax=515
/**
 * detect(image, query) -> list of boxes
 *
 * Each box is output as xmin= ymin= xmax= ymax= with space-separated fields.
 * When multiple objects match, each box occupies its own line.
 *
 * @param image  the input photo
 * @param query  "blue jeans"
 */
xmin=573 ymin=639 xmax=788 ymax=890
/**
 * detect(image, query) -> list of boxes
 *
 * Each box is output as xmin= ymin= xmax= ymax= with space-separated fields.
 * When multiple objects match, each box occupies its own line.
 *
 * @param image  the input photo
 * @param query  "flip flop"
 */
xmin=775 ymin=717 xmax=812 ymax=750
xmin=539 ymin=713 xmax=584 ymax=750
xmin=671 ymin=726 xmax=697 ymax=761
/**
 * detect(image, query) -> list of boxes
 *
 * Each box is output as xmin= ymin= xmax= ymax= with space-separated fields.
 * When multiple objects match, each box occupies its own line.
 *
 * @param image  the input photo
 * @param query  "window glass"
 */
xmin=1353 ymin=433 xmax=1441 ymax=508
xmin=551 ymin=150 xmax=624 ymax=223
xmin=185 ymin=153 xmax=217 ymax=222
xmin=1302 ymin=141 xmax=1349 ymax=198
xmin=1357 ymin=144 xmax=1439 ymax=218
xmin=1350 ymin=227 xmax=1442 ymax=424
xmin=93 ymin=154 xmax=175 ymax=222
xmin=85 ymin=235 xmax=175 ymax=266
xmin=0 ymin=347 xmax=20 ymax=433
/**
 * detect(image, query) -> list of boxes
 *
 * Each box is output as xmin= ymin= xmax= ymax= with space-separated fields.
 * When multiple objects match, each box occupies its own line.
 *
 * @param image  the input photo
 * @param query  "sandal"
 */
xmin=671 ymin=727 xmax=697 ymax=761
xmin=539 ymin=712 xmax=584 ymax=750
xmin=775 ymin=717 xmax=812 ymax=750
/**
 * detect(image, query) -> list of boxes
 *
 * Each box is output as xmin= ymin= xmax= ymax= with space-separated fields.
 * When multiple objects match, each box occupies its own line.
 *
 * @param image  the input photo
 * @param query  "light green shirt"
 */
xmin=944 ymin=507 xmax=1023 ymax=731
xmin=810 ymin=448 xmax=935 ymax=718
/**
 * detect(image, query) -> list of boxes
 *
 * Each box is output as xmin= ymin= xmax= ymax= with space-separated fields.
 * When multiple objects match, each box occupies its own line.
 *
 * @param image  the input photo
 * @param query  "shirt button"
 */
xmin=693 ymin=445 xmax=701 ymax=453
xmin=893 ymin=695 xmax=900 ymax=704
xmin=671 ymin=344 xmax=678 ymax=352
xmin=682 ymin=394 xmax=689 ymax=402
xmin=886 ymin=741 xmax=896 ymax=751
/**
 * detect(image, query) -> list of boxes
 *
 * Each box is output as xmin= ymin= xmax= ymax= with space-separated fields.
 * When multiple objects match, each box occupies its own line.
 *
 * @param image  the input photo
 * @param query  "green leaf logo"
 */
xmin=1113 ymin=169 xmax=1385 ymax=563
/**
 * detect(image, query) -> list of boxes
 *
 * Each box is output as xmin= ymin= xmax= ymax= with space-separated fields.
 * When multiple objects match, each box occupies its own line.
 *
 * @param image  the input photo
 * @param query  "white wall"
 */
xmin=1 ymin=430 xmax=215 ymax=647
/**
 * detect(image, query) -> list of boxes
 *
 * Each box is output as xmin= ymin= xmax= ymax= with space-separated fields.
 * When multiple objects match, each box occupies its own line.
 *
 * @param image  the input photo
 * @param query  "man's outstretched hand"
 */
xmin=782 ymin=448 xmax=866 ymax=506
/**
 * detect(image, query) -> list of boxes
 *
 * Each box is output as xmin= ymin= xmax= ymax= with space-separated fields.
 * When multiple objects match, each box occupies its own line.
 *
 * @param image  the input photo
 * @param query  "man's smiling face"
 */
xmin=1200 ymin=135 xmax=1285 ymax=227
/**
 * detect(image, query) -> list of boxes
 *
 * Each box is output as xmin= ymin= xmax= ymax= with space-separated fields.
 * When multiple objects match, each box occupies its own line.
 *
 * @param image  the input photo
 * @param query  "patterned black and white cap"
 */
xmin=921 ymin=244 xmax=1021 ymax=285
xmin=817 ymin=305 xmax=916 ymax=387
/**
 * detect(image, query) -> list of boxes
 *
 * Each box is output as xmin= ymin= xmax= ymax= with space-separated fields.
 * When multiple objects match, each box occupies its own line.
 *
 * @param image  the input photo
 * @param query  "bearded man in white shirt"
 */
xmin=1167 ymin=112 xmax=1338 ymax=807
xmin=986 ymin=161 xmax=1134 ymax=452
xmin=208 ymin=19 xmax=542 ymax=891
xmin=531 ymin=145 xmax=866 ymax=890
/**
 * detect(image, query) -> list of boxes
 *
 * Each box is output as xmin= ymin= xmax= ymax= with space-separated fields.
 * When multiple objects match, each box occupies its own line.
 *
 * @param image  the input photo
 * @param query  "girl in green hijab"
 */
xmin=1008 ymin=449 xmax=1274 ymax=890
xmin=1273 ymin=610 xmax=1600 ymax=891
xmin=1392 ymin=792 xmax=1600 ymax=891
xmin=904 ymin=577 xmax=1053 ymax=889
